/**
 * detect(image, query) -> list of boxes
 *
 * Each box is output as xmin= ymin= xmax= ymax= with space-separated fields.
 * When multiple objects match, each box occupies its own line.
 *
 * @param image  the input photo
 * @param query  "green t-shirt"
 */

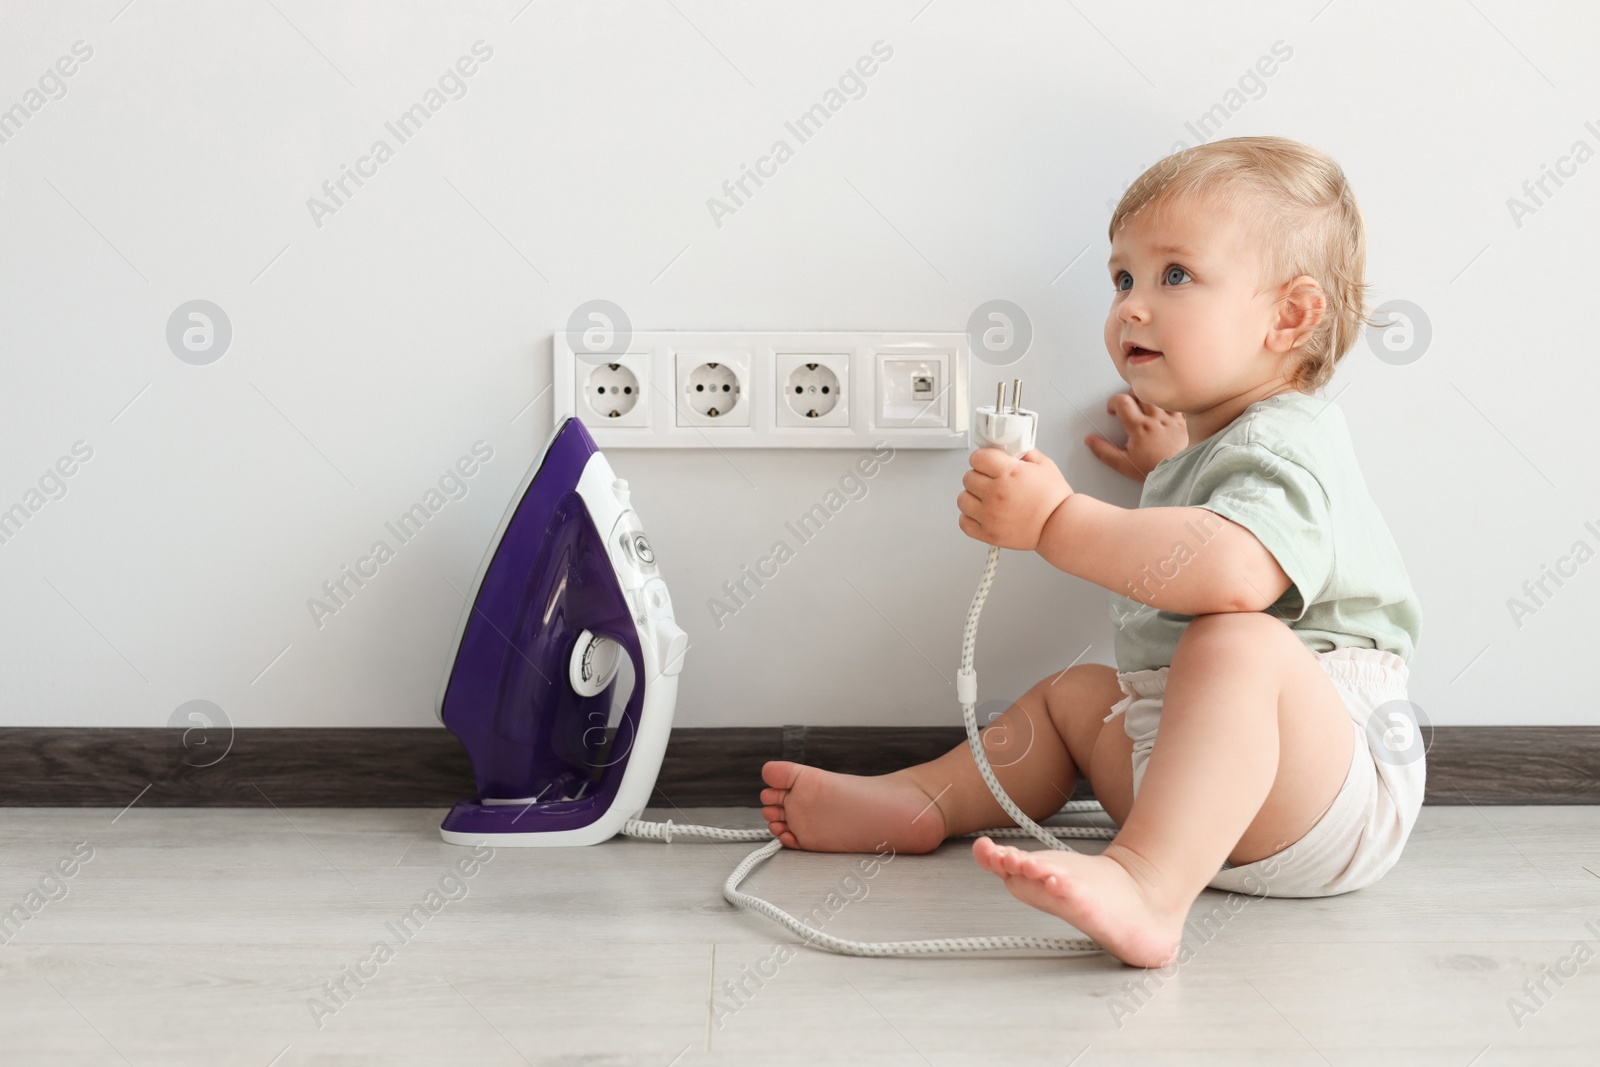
xmin=1108 ymin=391 xmax=1422 ymax=673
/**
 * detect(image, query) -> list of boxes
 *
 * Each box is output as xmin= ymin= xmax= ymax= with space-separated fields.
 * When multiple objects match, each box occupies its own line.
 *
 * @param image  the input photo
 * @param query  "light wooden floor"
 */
xmin=0 ymin=805 xmax=1596 ymax=1065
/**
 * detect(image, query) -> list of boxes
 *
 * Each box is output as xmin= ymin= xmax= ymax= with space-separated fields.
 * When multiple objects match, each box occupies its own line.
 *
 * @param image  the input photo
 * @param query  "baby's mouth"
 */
xmin=1127 ymin=345 xmax=1162 ymax=360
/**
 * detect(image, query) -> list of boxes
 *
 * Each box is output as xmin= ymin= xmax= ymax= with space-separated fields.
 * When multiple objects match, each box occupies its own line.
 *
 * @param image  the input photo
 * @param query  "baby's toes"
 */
xmin=1014 ymin=855 xmax=1072 ymax=891
xmin=999 ymin=846 xmax=1033 ymax=875
xmin=1024 ymin=867 xmax=1066 ymax=897
xmin=987 ymin=844 xmax=1015 ymax=869
xmin=1016 ymin=853 xmax=1057 ymax=881
xmin=972 ymin=837 xmax=1007 ymax=875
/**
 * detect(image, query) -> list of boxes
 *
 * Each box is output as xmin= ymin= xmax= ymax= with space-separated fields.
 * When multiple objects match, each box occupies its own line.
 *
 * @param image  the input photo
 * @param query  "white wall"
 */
xmin=1 ymin=0 xmax=1595 ymax=729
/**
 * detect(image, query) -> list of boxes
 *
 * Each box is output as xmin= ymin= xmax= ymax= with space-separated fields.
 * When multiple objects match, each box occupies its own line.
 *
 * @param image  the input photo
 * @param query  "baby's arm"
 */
xmin=1037 ymin=495 xmax=1291 ymax=615
xmin=958 ymin=441 xmax=1293 ymax=615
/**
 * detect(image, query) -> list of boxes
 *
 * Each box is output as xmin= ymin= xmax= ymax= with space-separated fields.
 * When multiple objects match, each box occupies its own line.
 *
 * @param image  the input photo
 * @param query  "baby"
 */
xmin=759 ymin=135 xmax=1424 ymax=968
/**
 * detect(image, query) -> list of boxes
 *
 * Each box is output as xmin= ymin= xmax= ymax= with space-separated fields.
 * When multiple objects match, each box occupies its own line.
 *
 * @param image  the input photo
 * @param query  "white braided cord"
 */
xmin=618 ymin=545 xmax=1115 ymax=957
xmin=620 ymin=814 xmax=1112 ymax=956
xmin=620 ymin=803 xmax=1111 ymax=847
xmin=958 ymin=546 xmax=1083 ymax=851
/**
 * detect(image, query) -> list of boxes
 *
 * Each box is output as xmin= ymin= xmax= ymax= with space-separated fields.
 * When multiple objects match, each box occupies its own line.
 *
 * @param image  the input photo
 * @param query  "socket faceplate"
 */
xmin=553 ymin=332 xmax=969 ymax=449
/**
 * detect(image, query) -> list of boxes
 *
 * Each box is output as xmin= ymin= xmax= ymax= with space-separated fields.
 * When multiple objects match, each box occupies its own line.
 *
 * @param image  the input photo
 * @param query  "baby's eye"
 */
xmin=1164 ymin=264 xmax=1192 ymax=286
xmin=1114 ymin=271 xmax=1131 ymax=292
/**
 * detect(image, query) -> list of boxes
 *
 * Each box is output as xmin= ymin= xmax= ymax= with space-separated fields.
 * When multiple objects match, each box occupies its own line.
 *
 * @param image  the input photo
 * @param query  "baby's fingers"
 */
xmin=1084 ymin=434 xmax=1142 ymax=482
xmin=1107 ymin=391 xmax=1151 ymax=428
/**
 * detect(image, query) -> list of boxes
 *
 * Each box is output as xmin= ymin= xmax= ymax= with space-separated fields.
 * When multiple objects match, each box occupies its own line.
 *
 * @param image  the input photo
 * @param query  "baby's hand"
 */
xmin=1084 ymin=392 xmax=1188 ymax=484
xmin=957 ymin=448 xmax=1072 ymax=552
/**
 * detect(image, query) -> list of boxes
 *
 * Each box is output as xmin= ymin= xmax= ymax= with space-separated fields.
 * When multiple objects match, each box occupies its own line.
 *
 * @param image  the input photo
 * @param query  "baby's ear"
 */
xmin=1271 ymin=275 xmax=1326 ymax=351
xmin=1286 ymin=276 xmax=1327 ymax=329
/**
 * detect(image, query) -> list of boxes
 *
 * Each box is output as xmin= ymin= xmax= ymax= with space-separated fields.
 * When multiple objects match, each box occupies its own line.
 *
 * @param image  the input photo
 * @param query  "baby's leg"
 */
xmin=974 ymin=611 xmax=1354 ymax=967
xmin=759 ymin=664 xmax=1131 ymax=854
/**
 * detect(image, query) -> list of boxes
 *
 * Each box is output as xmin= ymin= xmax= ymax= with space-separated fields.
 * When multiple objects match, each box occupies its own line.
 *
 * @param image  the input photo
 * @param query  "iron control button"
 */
xmin=641 ymin=577 xmax=673 ymax=619
xmin=632 ymin=533 xmax=654 ymax=564
xmin=653 ymin=618 xmax=689 ymax=676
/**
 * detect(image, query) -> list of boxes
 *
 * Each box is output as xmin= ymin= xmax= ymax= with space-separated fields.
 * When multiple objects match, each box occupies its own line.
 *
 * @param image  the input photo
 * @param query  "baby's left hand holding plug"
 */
xmin=957 ymin=447 xmax=1074 ymax=551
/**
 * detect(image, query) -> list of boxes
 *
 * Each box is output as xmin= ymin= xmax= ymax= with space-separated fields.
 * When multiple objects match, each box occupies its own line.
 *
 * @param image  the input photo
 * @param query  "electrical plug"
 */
xmin=972 ymin=379 xmax=1038 ymax=458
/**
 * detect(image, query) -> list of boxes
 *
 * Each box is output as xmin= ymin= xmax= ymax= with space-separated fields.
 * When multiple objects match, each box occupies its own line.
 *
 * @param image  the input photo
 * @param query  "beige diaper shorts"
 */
xmin=1103 ymin=646 xmax=1425 ymax=898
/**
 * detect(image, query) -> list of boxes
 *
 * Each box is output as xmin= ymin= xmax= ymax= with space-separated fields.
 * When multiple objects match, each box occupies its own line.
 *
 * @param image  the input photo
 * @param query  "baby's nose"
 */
xmin=1118 ymin=298 xmax=1151 ymax=323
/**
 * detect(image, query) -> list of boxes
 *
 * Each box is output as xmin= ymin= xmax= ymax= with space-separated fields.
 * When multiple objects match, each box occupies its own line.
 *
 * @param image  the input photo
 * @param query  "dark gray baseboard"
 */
xmin=0 ymin=726 xmax=1594 ymax=807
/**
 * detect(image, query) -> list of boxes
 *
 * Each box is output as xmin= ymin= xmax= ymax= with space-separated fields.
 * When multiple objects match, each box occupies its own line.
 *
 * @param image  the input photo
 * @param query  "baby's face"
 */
xmin=1103 ymin=192 xmax=1290 ymax=412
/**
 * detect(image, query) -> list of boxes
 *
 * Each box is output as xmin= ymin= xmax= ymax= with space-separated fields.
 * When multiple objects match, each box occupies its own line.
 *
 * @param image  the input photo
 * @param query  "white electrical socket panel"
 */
xmin=553 ymin=332 xmax=969 ymax=449
xmin=774 ymin=352 xmax=850 ymax=429
xmin=576 ymin=354 xmax=651 ymax=427
xmin=675 ymin=349 xmax=751 ymax=427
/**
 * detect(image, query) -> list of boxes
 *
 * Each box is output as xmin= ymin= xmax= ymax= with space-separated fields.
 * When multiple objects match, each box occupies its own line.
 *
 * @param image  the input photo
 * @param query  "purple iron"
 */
xmin=436 ymin=416 xmax=688 ymax=845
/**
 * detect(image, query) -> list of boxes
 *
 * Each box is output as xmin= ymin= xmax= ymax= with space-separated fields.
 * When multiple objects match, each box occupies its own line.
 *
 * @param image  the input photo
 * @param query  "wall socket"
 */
xmin=554 ymin=332 xmax=969 ymax=449
xmin=578 ymin=356 xmax=651 ymax=428
xmin=774 ymin=352 xmax=850 ymax=429
xmin=675 ymin=350 xmax=750 ymax=427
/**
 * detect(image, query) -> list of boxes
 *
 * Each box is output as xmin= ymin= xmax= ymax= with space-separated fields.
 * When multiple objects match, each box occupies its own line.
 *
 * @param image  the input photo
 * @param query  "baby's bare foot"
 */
xmin=972 ymin=838 xmax=1186 ymax=968
xmin=759 ymin=761 xmax=947 ymax=854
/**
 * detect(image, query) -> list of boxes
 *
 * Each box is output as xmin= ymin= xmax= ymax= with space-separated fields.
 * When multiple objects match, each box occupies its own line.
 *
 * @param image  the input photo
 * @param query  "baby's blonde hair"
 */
xmin=1108 ymin=136 xmax=1376 ymax=394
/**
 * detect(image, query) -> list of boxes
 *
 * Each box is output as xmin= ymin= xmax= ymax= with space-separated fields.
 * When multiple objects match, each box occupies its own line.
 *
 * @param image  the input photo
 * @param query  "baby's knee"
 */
xmin=1178 ymin=610 xmax=1295 ymax=658
xmin=1036 ymin=663 xmax=1124 ymax=753
xmin=1036 ymin=664 xmax=1118 ymax=715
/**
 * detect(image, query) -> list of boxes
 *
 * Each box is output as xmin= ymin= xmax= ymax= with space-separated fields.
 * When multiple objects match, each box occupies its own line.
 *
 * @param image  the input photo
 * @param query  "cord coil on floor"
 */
xmin=621 ymin=545 xmax=1115 ymax=956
